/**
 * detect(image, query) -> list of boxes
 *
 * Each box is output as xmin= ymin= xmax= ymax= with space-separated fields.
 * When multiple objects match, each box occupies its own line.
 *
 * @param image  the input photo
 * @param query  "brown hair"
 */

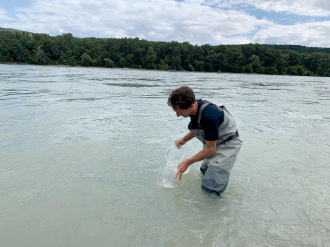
xmin=167 ymin=86 xmax=196 ymax=109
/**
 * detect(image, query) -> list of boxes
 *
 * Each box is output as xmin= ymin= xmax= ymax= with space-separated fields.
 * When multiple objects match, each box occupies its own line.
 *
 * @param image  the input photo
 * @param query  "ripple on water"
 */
xmin=1 ymin=64 xmax=330 ymax=247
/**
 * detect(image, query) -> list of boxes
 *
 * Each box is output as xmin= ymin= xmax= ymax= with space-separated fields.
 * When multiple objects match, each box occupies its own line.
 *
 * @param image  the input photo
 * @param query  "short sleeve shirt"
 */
xmin=188 ymin=100 xmax=224 ymax=141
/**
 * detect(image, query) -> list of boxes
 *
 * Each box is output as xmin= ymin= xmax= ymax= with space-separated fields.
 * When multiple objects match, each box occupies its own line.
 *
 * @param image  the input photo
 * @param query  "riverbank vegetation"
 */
xmin=1 ymin=28 xmax=330 ymax=76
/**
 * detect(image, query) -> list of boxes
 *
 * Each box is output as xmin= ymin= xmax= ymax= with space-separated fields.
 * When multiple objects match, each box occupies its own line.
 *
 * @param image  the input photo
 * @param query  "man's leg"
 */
xmin=200 ymin=138 xmax=242 ymax=195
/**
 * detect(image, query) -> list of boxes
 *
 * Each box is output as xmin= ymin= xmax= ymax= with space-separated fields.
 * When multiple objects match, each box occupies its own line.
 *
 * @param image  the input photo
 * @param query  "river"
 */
xmin=1 ymin=64 xmax=329 ymax=247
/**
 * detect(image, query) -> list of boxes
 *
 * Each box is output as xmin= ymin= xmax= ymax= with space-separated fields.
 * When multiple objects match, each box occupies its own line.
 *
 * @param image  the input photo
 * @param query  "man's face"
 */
xmin=172 ymin=104 xmax=193 ymax=118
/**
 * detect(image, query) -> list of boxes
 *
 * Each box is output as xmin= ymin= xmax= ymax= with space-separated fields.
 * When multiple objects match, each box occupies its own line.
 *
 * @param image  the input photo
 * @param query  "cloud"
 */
xmin=232 ymin=0 xmax=330 ymax=16
xmin=253 ymin=21 xmax=330 ymax=47
xmin=4 ymin=0 xmax=270 ymax=44
xmin=1 ymin=0 xmax=330 ymax=47
xmin=0 ymin=8 xmax=12 ymax=21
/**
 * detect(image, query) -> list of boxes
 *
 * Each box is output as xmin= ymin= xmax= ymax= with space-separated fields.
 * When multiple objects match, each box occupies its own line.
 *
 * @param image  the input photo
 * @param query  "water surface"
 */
xmin=1 ymin=64 xmax=329 ymax=246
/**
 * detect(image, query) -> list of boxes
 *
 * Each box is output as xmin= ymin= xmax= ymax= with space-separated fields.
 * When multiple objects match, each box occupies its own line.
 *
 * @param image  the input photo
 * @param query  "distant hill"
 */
xmin=263 ymin=44 xmax=330 ymax=54
xmin=0 ymin=27 xmax=26 ymax=33
xmin=1 ymin=27 xmax=329 ymax=53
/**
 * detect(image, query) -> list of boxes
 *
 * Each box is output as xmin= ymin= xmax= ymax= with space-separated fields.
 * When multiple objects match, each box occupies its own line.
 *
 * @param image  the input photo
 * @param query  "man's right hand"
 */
xmin=174 ymin=132 xmax=198 ymax=148
xmin=174 ymin=138 xmax=185 ymax=148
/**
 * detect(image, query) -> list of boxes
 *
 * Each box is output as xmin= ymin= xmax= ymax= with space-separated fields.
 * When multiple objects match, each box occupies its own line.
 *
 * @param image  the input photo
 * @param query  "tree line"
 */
xmin=1 ymin=30 xmax=330 ymax=76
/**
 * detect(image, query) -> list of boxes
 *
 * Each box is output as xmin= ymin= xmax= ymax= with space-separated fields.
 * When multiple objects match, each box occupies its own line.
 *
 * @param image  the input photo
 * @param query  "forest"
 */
xmin=1 ymin=28 xmax=330 ymax=77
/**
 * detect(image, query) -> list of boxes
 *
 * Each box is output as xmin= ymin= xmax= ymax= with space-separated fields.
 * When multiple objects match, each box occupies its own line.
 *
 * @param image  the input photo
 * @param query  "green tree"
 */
xmin=226 ymin=46 xmax=244 ymax=72
xmin=264 ymin=66 xmax=278 ymax=75
xmin=119 ymin=57 xmax=126 ymax=67
xmin=34 ymin=45 xmax=48 ymax=64
xmin=275 ymin=53 xmax=290 ymax=74
xmin=243 ymin=63 xmax=253 ymax=73
xmin=170 ymin=46 xmax=182 ymax=70
xmin=248 ymin=54 xmax=261 ymax=72
xmin=81 ymin=53 xmax=93 ymax=66
xmin=159 ymin=55 xmax=170 ymax=70
xmin=104 ymin=58 xmax=114 ymax=67
xmin=1 ymin=29 xmax=330 ymax=77
xmin=193 ymin=60 xmax=205 ymax=71
xmin=144 ymin=47 xmax=157 ymax=69
xmin=286 ymin=65 xmax=306 ymax=75
xmin=205 ymin=49 xmax=219 ymax=72
xmin=305 ymin=52 xmax=330 ymax=76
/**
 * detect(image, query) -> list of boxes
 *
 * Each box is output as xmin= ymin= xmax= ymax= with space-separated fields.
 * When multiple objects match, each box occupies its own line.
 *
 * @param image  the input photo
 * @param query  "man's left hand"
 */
xmin=176 ymin=160 xmax=190 ymax=180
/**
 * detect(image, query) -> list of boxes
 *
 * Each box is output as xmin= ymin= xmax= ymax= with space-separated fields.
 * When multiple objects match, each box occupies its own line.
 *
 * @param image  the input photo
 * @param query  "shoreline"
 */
xmin=0 ymin=62 xmax=323 ymax=77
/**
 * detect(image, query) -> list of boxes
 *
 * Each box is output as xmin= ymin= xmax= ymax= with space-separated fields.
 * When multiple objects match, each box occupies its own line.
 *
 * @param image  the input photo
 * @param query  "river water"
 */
xmin=1 ymin=64 xmax=329 ymax=247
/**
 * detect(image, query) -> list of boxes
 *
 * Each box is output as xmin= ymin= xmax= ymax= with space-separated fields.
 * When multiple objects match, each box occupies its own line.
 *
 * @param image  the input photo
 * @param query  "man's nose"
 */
xmin=176 ymin=112 xmax=180 ymax=117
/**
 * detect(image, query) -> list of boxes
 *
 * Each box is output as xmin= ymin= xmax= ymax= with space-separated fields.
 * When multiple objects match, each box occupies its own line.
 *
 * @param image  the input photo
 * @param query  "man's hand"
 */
xmin=175 ymin=160 xmax=191 ymax=180
xmin=174 ymin=138 xmax=185 ymax=148
xmin=174 ymin=132 xmax=197 ymax=148
xmin=175 ymin=140 xmax=217 ymax=180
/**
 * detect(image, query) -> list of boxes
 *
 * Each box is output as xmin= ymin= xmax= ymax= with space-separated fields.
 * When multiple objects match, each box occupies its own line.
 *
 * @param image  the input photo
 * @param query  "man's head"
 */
xmin=168 ymin=86 xmax=196 ymax=118
xmin=168 ymin=86 xmax=196 ymax=109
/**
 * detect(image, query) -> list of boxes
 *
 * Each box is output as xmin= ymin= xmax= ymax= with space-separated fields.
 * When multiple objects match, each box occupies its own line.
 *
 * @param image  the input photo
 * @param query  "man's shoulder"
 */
xmin=202 ymin=103 xmax=222 ymax=114
xmin=201 ymin=103 xmax=224 ymax=124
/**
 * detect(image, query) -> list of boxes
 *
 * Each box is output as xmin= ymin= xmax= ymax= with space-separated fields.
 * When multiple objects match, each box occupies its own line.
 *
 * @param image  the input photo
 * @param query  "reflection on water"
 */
xmin=1 ymin=64 xmax=330 ymax=247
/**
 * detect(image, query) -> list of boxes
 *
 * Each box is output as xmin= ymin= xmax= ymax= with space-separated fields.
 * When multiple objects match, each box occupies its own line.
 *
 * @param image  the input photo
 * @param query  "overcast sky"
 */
xmin=1 ymin=0 xmax=330 ymax=47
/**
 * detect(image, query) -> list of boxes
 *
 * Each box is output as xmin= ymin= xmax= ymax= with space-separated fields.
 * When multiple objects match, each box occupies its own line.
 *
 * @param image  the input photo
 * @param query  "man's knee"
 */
xmin=201 ymin=165 xmax=230 ymax=196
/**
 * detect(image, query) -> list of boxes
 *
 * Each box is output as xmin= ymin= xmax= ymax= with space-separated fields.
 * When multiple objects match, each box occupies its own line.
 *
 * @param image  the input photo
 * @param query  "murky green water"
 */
xmin=1 ymin=64 xmax=329 ymax=246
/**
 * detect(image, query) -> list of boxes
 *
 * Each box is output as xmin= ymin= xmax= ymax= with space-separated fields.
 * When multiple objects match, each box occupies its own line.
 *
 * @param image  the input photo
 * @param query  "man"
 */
xmin=167 ymin=86 xmax=242 ymax=196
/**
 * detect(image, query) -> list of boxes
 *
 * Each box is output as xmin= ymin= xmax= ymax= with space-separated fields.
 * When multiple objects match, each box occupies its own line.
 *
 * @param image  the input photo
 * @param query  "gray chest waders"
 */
xmin=189 ymin=102 xmax=242 ymax=196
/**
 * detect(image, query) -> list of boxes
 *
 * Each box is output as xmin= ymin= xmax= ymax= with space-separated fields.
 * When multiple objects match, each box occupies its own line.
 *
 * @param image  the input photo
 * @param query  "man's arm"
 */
xmin=176 ymin=140 xmax=217 ymax=180
xmin=175 ymin=132 xmax=197 ymax=147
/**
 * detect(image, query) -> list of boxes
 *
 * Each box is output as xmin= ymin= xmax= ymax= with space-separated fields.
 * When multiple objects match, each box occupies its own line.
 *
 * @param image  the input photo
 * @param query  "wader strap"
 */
xmin=197 ymin=102 xmax=239 ymax=144
xmin=198 ymin=102 xmax=211 ymax=128
xmin=220 ymin=131 xmax=239 ymax=144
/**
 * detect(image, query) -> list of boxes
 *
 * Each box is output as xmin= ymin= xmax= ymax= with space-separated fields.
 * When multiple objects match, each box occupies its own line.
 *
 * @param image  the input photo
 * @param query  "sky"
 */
xmin=1 ymin=0 xmax=330 ymax=47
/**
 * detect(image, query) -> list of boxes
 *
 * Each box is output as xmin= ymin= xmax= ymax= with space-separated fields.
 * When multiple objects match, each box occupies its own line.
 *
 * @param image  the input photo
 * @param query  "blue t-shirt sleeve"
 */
xmin=201 ymin=106 xmax=224 ymax=141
